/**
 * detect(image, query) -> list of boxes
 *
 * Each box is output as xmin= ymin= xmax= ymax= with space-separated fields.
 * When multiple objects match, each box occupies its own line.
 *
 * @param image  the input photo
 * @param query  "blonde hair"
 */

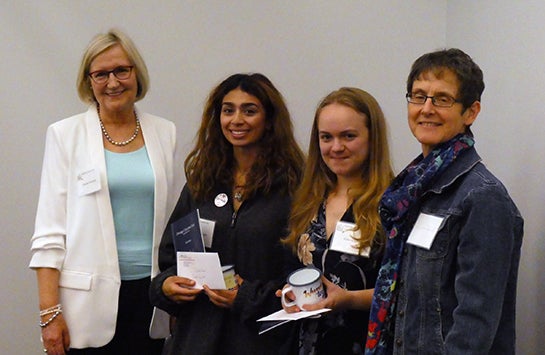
xmin=284 ymin=87 xmax=394 ymax=253
xmin=76 ymin=28 xmax=149 ymax=104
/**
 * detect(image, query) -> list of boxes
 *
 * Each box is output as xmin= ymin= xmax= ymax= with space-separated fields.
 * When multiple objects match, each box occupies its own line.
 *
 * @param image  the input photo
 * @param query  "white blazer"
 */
xmin=29 ymin=106 xmax=183 ymax=348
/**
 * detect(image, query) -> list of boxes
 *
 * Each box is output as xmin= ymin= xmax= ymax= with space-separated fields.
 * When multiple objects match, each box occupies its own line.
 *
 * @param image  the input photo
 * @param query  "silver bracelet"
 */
xmin=39 ymin=304 xmax=62 ymax=317
xmin=39 ymin=310 xmax=61 ymax=328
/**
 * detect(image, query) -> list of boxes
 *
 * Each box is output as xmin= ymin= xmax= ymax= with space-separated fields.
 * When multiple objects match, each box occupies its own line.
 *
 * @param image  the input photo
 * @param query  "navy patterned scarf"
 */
xmin=365 ymin=134 xmax=475 ymax=354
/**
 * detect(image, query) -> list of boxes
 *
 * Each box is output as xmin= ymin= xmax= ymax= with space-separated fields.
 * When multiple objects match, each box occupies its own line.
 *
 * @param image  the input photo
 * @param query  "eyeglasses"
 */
xmin=88 ymin=66 xmax=134 ymax=84
xmin=406 ymin=93 xmax=461 ymax=108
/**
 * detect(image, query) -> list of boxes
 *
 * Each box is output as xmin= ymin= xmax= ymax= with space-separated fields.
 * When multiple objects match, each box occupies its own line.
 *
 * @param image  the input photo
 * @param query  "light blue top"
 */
xmin=105 ymin=146 xmax=155 ymax=280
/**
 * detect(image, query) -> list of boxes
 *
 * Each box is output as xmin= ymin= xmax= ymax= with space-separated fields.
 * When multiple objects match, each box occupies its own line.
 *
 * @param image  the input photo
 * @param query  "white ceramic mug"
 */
xmin=281 ymin=267 xmax=326 ymax=309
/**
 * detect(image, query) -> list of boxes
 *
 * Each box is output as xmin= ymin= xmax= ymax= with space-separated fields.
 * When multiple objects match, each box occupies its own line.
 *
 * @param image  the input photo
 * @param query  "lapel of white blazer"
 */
xmin=84 ymin=105 xmax=119 ymax=268
xmin=137 ymin=110 xmax=168 ymax=276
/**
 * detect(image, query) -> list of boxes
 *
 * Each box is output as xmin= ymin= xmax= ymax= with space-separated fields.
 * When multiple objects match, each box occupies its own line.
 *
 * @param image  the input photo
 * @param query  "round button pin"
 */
xmin=214 ymin=193 xmax=228 ymax=207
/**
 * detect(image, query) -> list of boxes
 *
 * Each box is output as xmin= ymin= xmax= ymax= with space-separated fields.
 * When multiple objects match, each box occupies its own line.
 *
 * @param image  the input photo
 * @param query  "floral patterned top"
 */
xmin=296 ymin=202 xmax=383 ymax=355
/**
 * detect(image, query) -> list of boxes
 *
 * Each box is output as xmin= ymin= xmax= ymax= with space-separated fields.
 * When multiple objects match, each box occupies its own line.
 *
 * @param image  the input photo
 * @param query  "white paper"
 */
xmin=257 ymin=319 xmax=292 ymax=335
xmin=406 ymin=213 xmax=444 ymax=250
xmin=330 ymin=221 xmax=370 ymax=257
xmin=257 ymin=308 xmax=331 ymax=322
xmin=257 ymin=308 xmax=331 ymax=335
xmin=199 ymin=218 xmax=216 ymax=248
xmin=176 ymin=251 xmax=226 ymax=289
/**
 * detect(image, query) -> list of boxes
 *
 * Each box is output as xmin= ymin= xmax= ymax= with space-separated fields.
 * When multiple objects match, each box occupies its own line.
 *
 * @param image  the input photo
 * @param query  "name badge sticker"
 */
xmin=406 ymin=213 xmax=445 ymax=250
xmin=77 ymin=168 xmax=101 ymax=196
xmin=330 ymin=221 xmax=370 ymax=257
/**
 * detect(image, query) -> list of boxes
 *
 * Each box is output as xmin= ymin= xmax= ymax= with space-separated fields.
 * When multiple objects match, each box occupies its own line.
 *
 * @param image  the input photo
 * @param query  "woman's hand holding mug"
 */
xmin=280 ymin=267 xmax=326 ymax=312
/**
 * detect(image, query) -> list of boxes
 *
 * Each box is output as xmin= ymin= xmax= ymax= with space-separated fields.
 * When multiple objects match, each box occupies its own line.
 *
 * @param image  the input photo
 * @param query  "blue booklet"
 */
xmin=171 ymin=209 xmax=205 ymax=252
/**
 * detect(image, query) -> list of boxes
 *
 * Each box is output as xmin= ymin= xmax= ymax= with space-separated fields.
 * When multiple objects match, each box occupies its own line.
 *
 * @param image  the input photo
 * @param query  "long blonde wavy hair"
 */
xmin=284 ymin=87 xmax=394 ymax=254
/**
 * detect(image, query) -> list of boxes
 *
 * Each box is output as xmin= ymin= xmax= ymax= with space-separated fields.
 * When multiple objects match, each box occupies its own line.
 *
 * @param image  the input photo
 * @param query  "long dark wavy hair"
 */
xmin=185 ymin=73 xmax=305 ymax=202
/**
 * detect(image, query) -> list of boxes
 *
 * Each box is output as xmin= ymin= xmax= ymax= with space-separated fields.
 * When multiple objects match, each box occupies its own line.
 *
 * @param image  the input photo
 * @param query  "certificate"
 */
xmin=176 ymin=252 xmax=226 ymax=289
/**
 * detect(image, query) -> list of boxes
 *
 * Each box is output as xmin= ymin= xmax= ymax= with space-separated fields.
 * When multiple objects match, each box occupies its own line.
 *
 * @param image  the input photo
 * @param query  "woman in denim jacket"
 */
xmin=366 ymin=48 xmax=523 ymax=355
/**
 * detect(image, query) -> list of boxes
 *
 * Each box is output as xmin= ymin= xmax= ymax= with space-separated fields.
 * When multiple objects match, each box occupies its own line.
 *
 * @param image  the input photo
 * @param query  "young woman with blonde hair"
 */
xmin=282 ymin=87 xmax=394 ymax=354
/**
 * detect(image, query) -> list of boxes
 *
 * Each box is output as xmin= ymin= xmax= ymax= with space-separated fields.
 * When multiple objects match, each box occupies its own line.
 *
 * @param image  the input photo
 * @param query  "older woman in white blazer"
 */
xmin=29 ymin=29 xmax=182 ymax=355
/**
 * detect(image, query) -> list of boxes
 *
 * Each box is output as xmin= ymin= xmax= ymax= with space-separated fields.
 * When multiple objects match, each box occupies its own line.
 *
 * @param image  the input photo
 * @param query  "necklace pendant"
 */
xmin=234 ymin=191 xmax=243 ymax=201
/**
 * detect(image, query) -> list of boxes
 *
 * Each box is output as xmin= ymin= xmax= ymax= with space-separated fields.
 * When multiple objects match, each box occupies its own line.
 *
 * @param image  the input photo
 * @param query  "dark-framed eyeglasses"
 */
xmin=405 ymin=92 xmax=461 ymax=108
xmin=88 ymin=66 xmax=134 ymax=84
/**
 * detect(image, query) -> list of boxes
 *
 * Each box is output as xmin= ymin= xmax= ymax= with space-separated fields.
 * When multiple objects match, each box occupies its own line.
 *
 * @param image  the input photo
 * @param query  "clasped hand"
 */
xmin=41 ymin=314 xmax=70 ymax=355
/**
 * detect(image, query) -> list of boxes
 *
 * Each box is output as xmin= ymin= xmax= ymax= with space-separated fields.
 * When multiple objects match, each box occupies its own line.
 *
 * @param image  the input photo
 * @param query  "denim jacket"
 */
xmin=393 ymin=147 xmax=523 ymax=354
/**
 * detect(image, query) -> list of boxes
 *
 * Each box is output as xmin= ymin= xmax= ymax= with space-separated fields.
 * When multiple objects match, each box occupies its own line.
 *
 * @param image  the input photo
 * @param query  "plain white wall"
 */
xmin=0 ymin=1 xmax=541 ymax=354
xmin=447 ymin=1 xmax=545 ymax=352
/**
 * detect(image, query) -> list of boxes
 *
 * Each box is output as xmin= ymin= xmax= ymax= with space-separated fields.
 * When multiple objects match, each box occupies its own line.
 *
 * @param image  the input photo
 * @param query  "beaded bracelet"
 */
xmin=39 ymin=310 xmax=62 ymax=328
xmin=39 ymin=304 xmax=62 ymax=317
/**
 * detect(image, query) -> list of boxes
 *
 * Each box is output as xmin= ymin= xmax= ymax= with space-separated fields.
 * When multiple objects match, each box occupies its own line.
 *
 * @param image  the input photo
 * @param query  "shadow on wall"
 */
xmin=534 ymin=231 xmax=545 ymax=349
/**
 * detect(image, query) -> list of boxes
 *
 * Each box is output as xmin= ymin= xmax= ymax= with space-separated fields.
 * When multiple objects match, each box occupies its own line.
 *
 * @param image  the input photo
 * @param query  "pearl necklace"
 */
xmin=98 ymin=108 xmax=140 ymax=146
